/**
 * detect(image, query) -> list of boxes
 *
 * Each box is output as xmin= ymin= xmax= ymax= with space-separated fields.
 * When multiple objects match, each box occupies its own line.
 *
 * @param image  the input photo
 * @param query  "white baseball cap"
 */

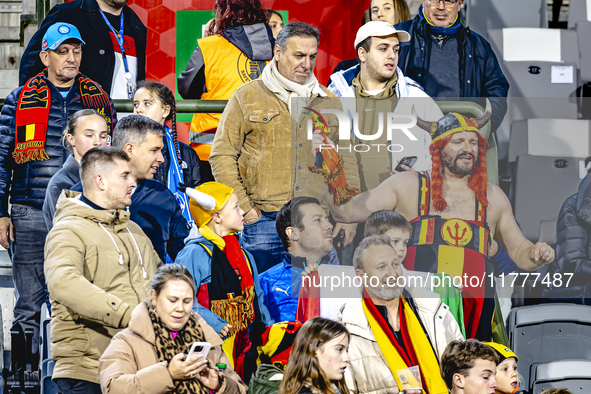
xmin=354 ymin=21 xmax=411 ymax=49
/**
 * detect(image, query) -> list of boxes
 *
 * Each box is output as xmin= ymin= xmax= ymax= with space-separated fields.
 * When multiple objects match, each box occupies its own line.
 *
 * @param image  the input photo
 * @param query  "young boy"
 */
xmin=363 ymin=209 xmax=412 ymax=262
xmin=175 ymin=182 xmax=273 ymax=377
xmin=441 ymin=339 xmax=500 ymax=394
xmin=485 ymin=342 xmax=530 ymax=394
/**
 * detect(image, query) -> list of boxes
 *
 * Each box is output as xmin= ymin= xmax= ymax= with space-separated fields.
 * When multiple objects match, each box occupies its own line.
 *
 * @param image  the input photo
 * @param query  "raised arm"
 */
xmin=493 ymin=185 xmax=555 ymax=270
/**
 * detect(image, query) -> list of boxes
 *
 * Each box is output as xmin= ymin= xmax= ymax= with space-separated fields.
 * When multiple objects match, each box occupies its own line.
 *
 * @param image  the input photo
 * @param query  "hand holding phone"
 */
xmin=394 ymin=156 xmax=417 ymax=172
xmin=188 ymin=342 xmax=211 ymax=362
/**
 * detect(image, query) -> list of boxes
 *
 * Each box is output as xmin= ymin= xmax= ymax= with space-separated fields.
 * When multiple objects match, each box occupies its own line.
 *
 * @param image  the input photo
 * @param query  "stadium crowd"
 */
xmin=0 ymin=0 xmax=583 ymax=393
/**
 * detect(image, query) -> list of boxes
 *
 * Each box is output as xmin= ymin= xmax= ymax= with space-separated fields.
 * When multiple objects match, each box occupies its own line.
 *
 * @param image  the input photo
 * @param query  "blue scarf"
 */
xmin=165 ymin=125 xmax=195 ymax=230
xmin=418 ymin=4 xmax=462 ymax=36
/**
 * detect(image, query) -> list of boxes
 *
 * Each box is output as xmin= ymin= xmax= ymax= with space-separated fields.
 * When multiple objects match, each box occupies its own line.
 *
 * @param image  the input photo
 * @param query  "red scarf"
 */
xmin=14 ymin=70 xmax=113 ymax=165
xmin=222 ymin=234 xmax=254 ymax=290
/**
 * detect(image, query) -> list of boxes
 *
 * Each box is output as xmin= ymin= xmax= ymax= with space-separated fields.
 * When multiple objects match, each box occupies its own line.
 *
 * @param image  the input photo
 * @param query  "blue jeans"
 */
xmin=241 ymin=210 xmax=285 ymax=274
xmin=54 ymin=378 xmax=101 ymax=394
xmin=10 ymin=204 xmax=49 ymax=356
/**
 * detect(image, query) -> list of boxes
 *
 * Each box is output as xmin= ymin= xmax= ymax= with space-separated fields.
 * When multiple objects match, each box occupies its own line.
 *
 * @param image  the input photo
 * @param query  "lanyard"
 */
xmin=99 ymin=9 xmax=134 ymax=98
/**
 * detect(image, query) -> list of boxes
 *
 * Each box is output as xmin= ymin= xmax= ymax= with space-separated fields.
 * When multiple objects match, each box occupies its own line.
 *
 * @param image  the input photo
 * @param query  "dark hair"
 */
xmin=135 ymin=80 xmax=181 ymax=166
xmin=361 ymin=9 xmax=371 ymax=25
xmin=209 ymin=0 xmax=268 ymax=35
xmin=356 ymin=36 xmax=372 ymax=55
xmin=80 ymin=146 xmax=130 ymax=186
xmin=268 ymin=9 xmax=283 ymax=22
xmin=352 ymin=234 xmax=393 ymax=271
xmin=368 ymin=0 xmax=411 ymax=24
xmin=150 ymin=263 xmax=196 ymax=297
xmin=111 ymin=114 xmax=165 ymax=149
xmin=279 ymin=317 xmax=350 ymax=394
xmin=62 ymin=109 xmax=104 ymax=150
xmin=441 ymin=339 xmax=500 ymax=391
xmin=540 ymin=389 xmax=574 ymax=394
xmin=276 ymin=197 xmax=321 ymax=251
xmin=276 ymin=22 xmax=320 ymax=52
xmin=364 ymin=210 xmax=412 ymax=237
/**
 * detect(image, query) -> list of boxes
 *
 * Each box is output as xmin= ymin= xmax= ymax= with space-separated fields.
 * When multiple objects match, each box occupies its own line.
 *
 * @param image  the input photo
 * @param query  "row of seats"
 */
xmin=507 ymin=303 xmax=591 ymax=393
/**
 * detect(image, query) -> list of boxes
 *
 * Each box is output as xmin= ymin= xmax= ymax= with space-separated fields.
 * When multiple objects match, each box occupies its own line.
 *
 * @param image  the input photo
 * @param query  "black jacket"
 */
xmin=0 ymin=76 xmax=116 ymax=217
xmin=19 ymin=0 xmax=146 ymax=95
xmin=395 ymin=15 xmax=509 ymax=132
xmin=545 ymin=173 xmax=591 ymax=302
xmin=155 ymin=140 xmax=202 ymax=188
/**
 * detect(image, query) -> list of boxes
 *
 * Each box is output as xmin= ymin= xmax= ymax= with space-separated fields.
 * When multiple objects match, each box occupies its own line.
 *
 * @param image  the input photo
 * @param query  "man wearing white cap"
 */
xmin=0 ymin=22 xmax=115 ymax=367
xmin=328 ymin=21 xmax=443 ymax=191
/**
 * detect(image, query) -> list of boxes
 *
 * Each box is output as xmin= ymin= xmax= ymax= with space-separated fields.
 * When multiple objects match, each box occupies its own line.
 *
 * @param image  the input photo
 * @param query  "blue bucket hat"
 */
xmin=42 ymin=22 xmax=85 ymax=51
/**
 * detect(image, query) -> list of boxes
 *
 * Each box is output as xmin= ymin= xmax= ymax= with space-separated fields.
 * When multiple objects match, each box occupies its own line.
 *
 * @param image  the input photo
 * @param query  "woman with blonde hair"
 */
xmin=279 ymin=317 xmax=350 ymax=394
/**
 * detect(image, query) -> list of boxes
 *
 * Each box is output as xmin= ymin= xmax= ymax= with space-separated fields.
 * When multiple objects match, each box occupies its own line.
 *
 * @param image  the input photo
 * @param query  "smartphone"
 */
xmin=188 ymin=342 xmax=211 ymax=362
xmin=394 ymin=156 xmax=417 ymax=172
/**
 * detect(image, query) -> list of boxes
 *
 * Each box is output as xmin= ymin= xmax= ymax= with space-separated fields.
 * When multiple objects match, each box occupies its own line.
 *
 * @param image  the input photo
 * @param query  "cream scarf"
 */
xmin=261 ymin=59 xmax=326 ymax=119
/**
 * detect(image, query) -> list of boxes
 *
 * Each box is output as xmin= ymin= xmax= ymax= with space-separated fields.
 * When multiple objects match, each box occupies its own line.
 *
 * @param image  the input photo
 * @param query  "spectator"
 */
xmin=330 ymin=0 xmax=411 ymax=78
xmin=0 ymin=22 xmax=115 ymax=364
xmin=259 ymin=197 xmax=339 ymax=323
xmin=20 ymin=0 xmax=146 ymax=98
xmin=70 ymin=115 xmax=190 ymax=262
xmin=339 ymin=235 xmax=462 ymax=394
xmin=210 ymin=22 xmax=360 ymax=274
xmin=268 ymin=10 xmax=284 ymax=39
xmin=278 ymin=317 xmax=350 ymax=394
xmin=441 ymin=339 xmax=499 ymax=394
xmin=484 ymin=342 xmax=530 ymax=394
xmin=325 ymin=106 xmax=554 ymax=341
xmin=175 ymin=182 xmax=273 ymax=378
xmin=133 ymin=81 xmax=202 ymax=231
xmin=43 ymin=109 xmax=109 ymax=231
xmin=177 ymin=0 xmax=274 ymax=181
xmin=395 ymin=0 xmax=509 ymax=132
xmin=99 ymin=263 xmax=247 ymax=394
xmin=328 ymin=21 xmax=443 ymax=187
xmin=541 ymin=390 xmax=573 ymax=394
xmin=45 ymin=146 xmax=160 ymax=394
xmin=544 ymin=166 xmax=591 ymax=303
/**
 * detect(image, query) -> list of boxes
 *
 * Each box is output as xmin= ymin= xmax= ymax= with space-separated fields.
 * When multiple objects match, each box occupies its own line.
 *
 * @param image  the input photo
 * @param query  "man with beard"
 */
xmin=339 ymin=235 xmax=463 ymax=394
xmin=324 ymin=102 xmax=555 ymax=341
xmin=260 ymin=197 xmax=339 ymax=323
xmin=328 ymin=21 xmax=443 ymax=187
xmin=20 ymin=0 xmax=146 ymax=99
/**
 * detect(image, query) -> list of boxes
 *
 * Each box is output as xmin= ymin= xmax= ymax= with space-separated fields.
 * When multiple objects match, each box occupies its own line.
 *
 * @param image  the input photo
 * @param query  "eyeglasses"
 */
xmin=426 ymin=0 xmax=458 ymax=8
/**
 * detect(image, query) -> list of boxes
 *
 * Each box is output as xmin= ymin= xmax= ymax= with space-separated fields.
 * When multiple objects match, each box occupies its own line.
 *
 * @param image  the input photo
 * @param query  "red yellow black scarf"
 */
xmin=14 ymin=70 xmax=113 ymax=165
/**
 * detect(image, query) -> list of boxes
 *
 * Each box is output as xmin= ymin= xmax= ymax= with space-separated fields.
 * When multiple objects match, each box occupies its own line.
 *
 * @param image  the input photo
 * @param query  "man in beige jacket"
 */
xmin=209 ymin=22 xmax=360 ymax=274
xmin=44 ymin=146 xmax=161 ymax=394
xmin=339 ymin=235 xmax=463 ymax=394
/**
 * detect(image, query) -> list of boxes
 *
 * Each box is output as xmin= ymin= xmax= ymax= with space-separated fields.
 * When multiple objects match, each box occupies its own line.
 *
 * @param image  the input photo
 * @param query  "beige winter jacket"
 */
xmin=99 ymin=301 xmax=247 ymax=394
xmin=339 ymin=290 xmax=463 ymax=394
xmin=209 ymin=79 xmax=360 ymax=214
xmin=44 ymin=190 xmax=161 ymax=384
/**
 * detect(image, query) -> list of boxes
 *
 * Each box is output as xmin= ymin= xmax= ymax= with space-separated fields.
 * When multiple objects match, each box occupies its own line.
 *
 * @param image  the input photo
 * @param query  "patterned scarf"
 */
xmin=146 ymin=300 xmax=210 ymax=394
xmin=14 ymin=69 xmax=113 ymax=164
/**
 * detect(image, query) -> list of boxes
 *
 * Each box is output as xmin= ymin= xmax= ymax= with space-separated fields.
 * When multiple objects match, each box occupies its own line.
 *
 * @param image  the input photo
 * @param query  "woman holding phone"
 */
xmin=99 ymin=264 xmax=246 ymax=394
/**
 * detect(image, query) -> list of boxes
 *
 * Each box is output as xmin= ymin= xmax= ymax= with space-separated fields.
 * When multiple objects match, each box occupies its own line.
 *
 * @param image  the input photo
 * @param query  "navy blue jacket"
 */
xmin=155 ymin=139 xmax=202 ymax=188
xmin=0 ymin=76 xmax=116 ymax=217
xmin=395 ymin=15 xmax=509 ymax=132
xmin=72 ymin=178 xmax=190 ymax=262
xmin=19 ymin=0 xmax=146 ymax=95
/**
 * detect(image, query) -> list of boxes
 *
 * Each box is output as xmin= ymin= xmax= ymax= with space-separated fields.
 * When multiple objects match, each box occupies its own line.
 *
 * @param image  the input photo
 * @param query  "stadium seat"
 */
xmin=465 ymin=0 xmax=547 ymax=38
xmin=568 ymin=0 xmax=591 ymax=29
xmin=41 ymin=359 xmax=57 ymax=394
xmin=506 ymin=303 xmax=591 ymax=390
xmin=530 ymin=359 xmax=591 ymax=393
xmin=513 ymin=155 xmax=584 ymax=243
xmin=487 ymin=28 xmax=579 ymax=162
xmin=40 ymin=302 xmax=51 ymax=363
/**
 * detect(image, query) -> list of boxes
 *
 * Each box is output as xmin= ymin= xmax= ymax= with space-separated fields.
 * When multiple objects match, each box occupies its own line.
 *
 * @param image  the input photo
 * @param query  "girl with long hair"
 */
xmin=279 ymin=318 xmax=350 ymax=394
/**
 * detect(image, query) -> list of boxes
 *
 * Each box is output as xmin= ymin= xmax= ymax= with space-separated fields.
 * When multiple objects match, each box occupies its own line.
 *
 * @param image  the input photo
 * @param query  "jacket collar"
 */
xmin=330 ymin=64 xmax=411 ymax=98
xmin=129 ymin=301 xmax=224 ymax=347
xmin=282 ymin=253 xmax=332 ymax=270
xmin=54 ymin=189 xmax=131 ymax=230
xmin=220 ymin=23 xmax=275 ymax=61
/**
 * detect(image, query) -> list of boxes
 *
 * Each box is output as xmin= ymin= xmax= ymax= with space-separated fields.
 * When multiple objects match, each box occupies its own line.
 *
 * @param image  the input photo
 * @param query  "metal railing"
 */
xmin=0 ymin=99 xmax=229 ymax=114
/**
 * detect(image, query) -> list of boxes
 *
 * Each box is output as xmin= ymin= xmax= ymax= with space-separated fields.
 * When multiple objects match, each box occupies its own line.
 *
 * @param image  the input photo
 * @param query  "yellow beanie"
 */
xmin=187 ymin=182 xmax=234 ymax=228
xmin=483 ymin=342 xmax=518 ymax=362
